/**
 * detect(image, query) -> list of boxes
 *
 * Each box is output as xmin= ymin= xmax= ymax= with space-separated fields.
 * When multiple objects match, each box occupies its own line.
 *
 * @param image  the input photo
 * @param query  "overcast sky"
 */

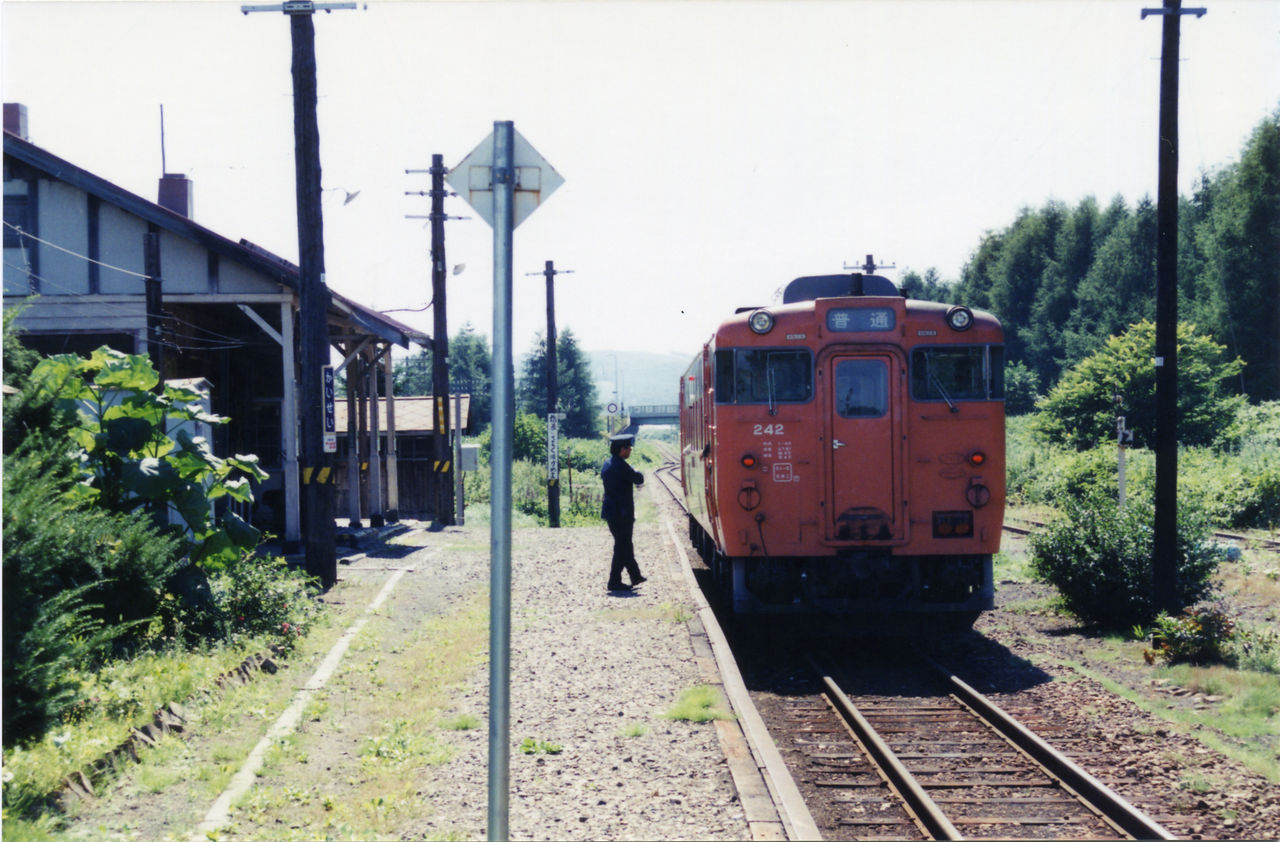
xmin=3 ymin=0 xmax=1277 ymax=359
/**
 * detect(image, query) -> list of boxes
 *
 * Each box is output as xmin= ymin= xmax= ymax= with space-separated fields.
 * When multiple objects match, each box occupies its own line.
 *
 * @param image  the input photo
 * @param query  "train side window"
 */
xmin=910 ymin=345 xmax=1005 ymax=401
xmin=834 ymin=359 xmax=888 ymax=417
xmin=714 ymin=350 xmax=735 ymax=403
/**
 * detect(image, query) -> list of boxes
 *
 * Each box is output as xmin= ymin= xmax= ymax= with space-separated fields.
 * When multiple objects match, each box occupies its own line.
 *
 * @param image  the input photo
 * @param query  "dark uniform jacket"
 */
xmin=600 ymin=456 xmax=643 ymax=523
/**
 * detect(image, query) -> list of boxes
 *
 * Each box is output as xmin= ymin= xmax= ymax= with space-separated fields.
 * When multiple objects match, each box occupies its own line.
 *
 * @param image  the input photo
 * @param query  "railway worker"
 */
xmin=601 ymin=432 xmax=647 ymax=592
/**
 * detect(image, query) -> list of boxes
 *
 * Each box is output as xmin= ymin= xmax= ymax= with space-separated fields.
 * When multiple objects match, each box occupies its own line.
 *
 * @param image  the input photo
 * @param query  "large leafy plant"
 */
xmin=29 ymin=347 xmax=268 ymax=571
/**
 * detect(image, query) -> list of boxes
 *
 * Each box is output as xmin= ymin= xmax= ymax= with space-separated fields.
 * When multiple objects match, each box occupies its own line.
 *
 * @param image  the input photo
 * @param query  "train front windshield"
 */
xmin=715 ymin=348 xmax=813 ymax=404
xmin=910 ymin=345 xmax=1004 ymax=402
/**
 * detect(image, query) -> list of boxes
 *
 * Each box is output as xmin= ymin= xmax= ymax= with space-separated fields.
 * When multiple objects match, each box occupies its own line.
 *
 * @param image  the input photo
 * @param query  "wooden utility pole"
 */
xmin=242 ymin=0 xmax=358 ymax=587
xmin=407 ymin=154 xmax=465 ymax=526
xmin=431 ymin=155 xmax=454 ymax=526
xmin=1142 ymin=0 xmax=1205 ymax=612
xmin=527 ymin=260 xmax=573 ymax=527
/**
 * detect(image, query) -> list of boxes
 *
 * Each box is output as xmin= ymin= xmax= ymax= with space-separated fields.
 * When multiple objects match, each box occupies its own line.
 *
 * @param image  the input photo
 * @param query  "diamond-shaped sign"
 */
xmin=448 ymin=127 xmax=564 ymax=229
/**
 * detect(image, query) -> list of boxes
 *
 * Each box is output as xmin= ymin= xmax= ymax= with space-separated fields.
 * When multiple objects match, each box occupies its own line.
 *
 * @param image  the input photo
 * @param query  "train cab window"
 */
xmin=834 ymin=359 xmax=888 ymax=417
xmin=715 ymin=348 xmax=813 ymax=405
xmin=910 ymin=345 xmax=1005 ymax=402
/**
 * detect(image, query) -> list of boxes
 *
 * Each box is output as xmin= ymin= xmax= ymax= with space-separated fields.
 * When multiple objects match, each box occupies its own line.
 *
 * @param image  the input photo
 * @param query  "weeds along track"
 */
xmin=777 ymin=653 xmax=1175 ymax=841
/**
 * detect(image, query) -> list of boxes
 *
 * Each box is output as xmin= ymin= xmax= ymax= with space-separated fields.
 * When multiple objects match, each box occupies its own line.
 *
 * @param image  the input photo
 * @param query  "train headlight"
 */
xmin=967 ymin=450 xmax=986 ymax=467
xmin=946 ymin=306 xmax=974 ymax=331
xmin=741 ymin=453 xmax=758 ymax=469
xmin=748 ymin=309 xmax=775 ymax=334
xmin=966 ymin=482 xmax=991 ymax=508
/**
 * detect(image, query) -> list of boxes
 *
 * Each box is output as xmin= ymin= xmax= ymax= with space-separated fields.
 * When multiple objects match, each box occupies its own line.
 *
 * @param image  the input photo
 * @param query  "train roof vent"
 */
xmin=783 ymin=273 xmax=899 ymax=303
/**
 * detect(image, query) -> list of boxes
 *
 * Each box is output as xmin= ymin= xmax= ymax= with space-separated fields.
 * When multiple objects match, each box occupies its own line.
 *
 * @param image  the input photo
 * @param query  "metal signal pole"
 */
xmin=242 ymin=0 xmax=359 ymax=587
xmin=1142 ymin=0 xmax=1205 ymax=612
xmin=526 ymin=260 xmax=574 ymax=527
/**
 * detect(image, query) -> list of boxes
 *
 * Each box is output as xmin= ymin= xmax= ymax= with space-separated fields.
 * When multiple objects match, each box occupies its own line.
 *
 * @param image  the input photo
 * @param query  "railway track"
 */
xmin=650 ymin=448 xmax=1176 ymax=840
xmin=783 ymin=656 xmax=1174 ymax=840
xmin=1005 ymin=515 xmax=1280 ymax=551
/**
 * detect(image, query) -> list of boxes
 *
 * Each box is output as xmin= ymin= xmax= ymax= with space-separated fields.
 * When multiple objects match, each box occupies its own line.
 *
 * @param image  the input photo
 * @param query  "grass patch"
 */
xmin=1057 ymin=658 xmax=1280 ymax=783
xmin=222 ymin=588 xmax=490 ymax=840
xmin=439 ymin=712 xmax=480 ymax=731
xmin=619 ymin=722 xmax=648 ymax=738
xmin=662 ymin=685 xmax=735 ymax=723
xmin=1 ymin=639 xmax=275 ymax=819
xmin=994 ymin=548 xmax=1038 ymax=584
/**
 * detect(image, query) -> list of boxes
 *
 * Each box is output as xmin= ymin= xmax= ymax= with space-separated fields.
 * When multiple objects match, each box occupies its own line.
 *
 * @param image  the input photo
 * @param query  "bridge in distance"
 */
xmin=620 ymin=404 xmax=679 ymax=434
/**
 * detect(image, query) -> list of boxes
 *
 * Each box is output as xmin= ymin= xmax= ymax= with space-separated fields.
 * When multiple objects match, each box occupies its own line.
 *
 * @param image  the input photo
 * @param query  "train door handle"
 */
xmin=832 ymin=439 xmax=847 ymax=450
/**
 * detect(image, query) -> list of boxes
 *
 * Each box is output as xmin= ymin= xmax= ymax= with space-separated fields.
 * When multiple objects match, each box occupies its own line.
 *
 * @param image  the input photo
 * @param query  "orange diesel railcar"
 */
xmin=680 ymin=272 xmax=1004 ymax=622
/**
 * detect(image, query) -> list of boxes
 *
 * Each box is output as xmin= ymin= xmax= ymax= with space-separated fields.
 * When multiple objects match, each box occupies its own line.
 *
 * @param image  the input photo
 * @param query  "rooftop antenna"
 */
xmin=843 ymin=254 xmax=895 ymax=274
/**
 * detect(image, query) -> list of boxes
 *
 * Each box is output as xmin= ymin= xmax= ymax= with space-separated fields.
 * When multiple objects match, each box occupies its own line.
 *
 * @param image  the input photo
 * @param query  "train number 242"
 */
xmin=753 ymin=424 xmax=785 ymax=436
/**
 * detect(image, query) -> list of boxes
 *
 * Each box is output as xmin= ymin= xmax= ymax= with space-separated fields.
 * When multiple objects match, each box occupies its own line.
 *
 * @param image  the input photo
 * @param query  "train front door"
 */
xmin=825 ymin=354 xmax=901 ymax=541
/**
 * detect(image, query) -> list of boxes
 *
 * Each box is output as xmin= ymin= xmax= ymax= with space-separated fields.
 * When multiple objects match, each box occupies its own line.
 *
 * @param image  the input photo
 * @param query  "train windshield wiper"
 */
xmin=930 ymin=372 xmax=959 ymax=413
xmin=766 ymin=363 xmax=778 ymax=416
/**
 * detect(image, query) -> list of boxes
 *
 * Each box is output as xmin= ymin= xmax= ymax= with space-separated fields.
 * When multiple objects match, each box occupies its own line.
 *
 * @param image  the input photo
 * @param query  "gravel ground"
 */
xmin=406 ymin=515 xmax=750 ymax=841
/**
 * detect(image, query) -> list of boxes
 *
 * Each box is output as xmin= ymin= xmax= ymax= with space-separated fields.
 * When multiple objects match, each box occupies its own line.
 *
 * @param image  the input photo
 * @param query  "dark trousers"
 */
xmin=607 ymin=517 xmax=642 ymax=586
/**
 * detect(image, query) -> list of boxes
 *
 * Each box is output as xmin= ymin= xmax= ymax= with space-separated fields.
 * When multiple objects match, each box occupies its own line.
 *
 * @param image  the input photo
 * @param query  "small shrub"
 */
xmin=519 ymin=737 xmax=562 ymax=755
xmin=1233 ymin=623 xmax=1280 ymax=674
xmin=1029 ymin=494 xmax=1221 ymax=627
xmin=1145 ymin=605 xmax=1237 ymax=665
xmin=209 ymin=554 xmax=319 ymax=653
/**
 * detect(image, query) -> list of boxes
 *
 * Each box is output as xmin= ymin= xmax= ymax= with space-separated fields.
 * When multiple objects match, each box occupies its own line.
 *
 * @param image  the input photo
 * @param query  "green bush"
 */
xmin=210 ymin=554 xmax=319 ymax=654
xmin=2 ymin=438 xmax=184 ymax=745
xmin=1144 ymin=605 xmax=1237 ymax=665
xmin=1029 ymin=494 xmax=1221 ymax=627
xmin=1008 ymin=406 xmax=1280 ymax=530
xmin=27 ymin=347 xmax=268 ymax=572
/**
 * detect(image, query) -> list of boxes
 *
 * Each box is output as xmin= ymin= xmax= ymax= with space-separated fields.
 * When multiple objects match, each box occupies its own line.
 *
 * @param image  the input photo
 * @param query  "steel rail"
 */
xmin=925 ymin=658 xmax=1176 ymax=841
xmin=820 ymin=674 xmax=962 ymax=841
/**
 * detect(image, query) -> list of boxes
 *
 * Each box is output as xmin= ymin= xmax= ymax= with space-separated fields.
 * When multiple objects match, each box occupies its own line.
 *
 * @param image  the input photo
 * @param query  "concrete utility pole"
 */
xmin=242 ymin=0 xmax=359 ymax=587
xmin=1142 ymin=0 xmax=1205 ymax=612
xmin=526 ymin=260 xmax=574 ymax=527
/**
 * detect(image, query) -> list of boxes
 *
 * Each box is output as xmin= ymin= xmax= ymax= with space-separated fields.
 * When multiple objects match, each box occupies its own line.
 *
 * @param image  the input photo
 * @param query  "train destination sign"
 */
xmin=826 ymin=307 xmax=896 ymax=332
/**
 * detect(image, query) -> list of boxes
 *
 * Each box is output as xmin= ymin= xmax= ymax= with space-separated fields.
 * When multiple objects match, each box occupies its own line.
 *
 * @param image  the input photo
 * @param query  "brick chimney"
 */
xmin=158 ymin=173 xmax=193 ymax=217
xmin=4 ymin=103 xmax=29 ymax=139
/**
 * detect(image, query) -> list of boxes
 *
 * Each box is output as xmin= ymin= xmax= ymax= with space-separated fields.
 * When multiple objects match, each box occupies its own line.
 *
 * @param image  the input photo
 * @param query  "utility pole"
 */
xmin=407 ymin=154 xmax=467 ymax=526
xmin=242 ymin=0 xmax=358 ymax=587
xmin=430 ymin=155 xmax=453 ymax=527
xmin=1142 ymin=0 xmax=1205 ymax=612
xmin=526 ymin=260 xmax=574 ymax=527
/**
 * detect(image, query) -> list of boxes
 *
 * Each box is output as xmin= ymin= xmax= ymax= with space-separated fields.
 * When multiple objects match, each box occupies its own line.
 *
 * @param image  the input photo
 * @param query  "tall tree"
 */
xmin=516 ymin=329 xmax=599 ymax=438
xmin=1190 ymin=108 xmax=1280 ymax=400
xmin=555 ymin=329 xmax=601 ymax=438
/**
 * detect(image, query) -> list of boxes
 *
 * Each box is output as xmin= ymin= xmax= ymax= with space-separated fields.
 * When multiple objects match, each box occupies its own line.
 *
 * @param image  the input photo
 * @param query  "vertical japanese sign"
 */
xmin=547 ymin=411 xmax=560 ymax=481
xmin=321 ymin=364 xmax=337 ymax=453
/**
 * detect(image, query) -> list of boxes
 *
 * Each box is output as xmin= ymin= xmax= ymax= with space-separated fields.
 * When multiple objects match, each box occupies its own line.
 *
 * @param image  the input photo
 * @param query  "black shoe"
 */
xmin=607 ymin=582 xmax=633 ymax=592
xmin=631 ymin=576 xmax=648 ymax=586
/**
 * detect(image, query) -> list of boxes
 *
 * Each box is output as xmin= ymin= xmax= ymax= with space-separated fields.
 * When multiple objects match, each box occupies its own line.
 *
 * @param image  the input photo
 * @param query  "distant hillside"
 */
xmin=587 ymin=350 xmax=690 ymax=408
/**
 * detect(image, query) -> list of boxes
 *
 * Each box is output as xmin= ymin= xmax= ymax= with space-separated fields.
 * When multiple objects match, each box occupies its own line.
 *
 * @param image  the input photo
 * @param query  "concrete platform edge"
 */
xmin=662 ymin=513 xmax=823 ymax=841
